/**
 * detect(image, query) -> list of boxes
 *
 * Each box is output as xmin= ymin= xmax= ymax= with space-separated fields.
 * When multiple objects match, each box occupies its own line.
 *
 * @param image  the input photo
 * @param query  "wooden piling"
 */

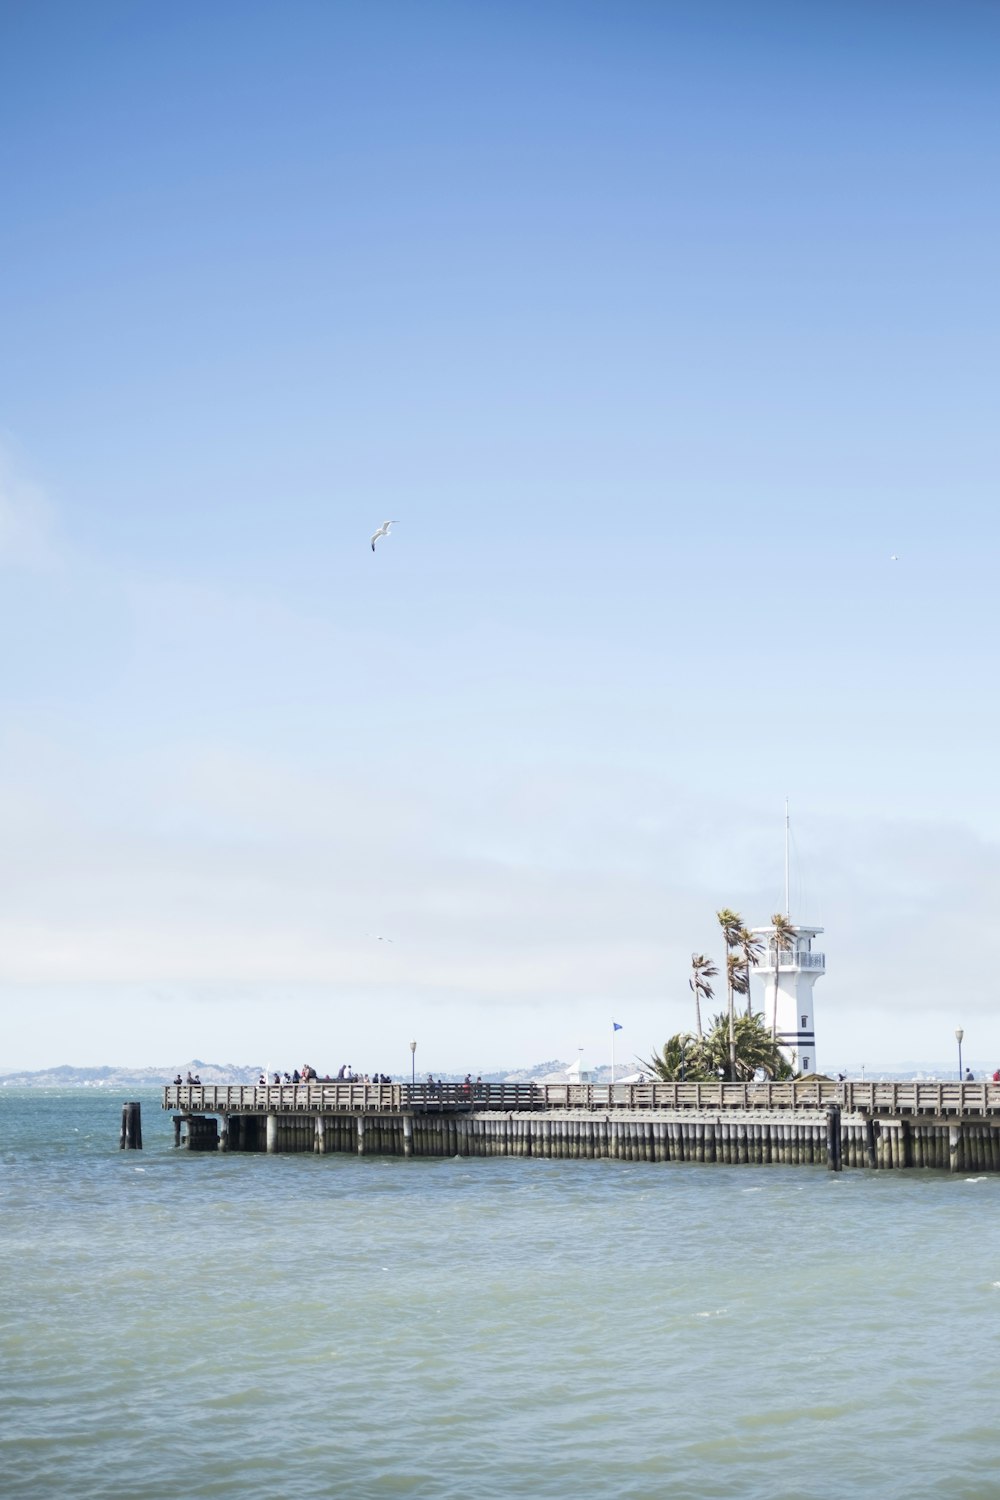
xmin=826 ymin=1104 xmax=842 ymax=1171
xmin=119 ymin=1101 xmax=142 ymax=1150
xmin=898 ymin=1118 xmax=911 ymax=1169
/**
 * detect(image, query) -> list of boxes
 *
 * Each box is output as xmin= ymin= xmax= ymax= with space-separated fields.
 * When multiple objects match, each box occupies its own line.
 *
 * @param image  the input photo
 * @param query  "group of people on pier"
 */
xmin=427 ymin=1075 xmax=484 ymax=1098
xmin=255 ymin=1065 xmax=394 ymax=1086
xmin=171 ymin=1068 xmax=487 ymax=1090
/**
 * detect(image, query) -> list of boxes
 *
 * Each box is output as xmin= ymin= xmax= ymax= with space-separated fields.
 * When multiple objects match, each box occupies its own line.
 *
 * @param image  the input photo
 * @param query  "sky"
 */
xmin=1 ymin=0 xmax=998 ymax=1075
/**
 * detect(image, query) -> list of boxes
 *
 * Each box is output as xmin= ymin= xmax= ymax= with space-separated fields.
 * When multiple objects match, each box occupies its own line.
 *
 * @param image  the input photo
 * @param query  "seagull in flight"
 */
xmin=890 ymin=553 xmax=899 ymax=562
xmin=370 ymin=520 xmax=398 ymax=552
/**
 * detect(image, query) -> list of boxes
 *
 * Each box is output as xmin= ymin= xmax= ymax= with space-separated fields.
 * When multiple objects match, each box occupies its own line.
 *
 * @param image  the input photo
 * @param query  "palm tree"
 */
xmin=644 ymin=1033 xmax=699 ymax=1082
xmin=737 ymin=925 xmax=764 ymax=1019
xmin=699 ymin=1011 xmax=794 ymax=1082
xmin=716 ymin=908 xmax=743 ymax=1080
xmin=768 ymin=912 xmax=796 ymax=1042
xmin=689 ymin=953 xmax=718 ymax=1041
xmin=646 ymin=1013 xmax=792 ymax=1084
xmin=729 ymin=952 xmax=749 ymax=1012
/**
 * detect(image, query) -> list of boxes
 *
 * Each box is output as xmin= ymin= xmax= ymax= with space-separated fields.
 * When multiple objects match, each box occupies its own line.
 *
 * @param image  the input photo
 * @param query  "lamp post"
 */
xmin=956 ymin=1028 xmax=964 ymax=1083
xmin=409 ymin=1040 xmax=417 ymax=1087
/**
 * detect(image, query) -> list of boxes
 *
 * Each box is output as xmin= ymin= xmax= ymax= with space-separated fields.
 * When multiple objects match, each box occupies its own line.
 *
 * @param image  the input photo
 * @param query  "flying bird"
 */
xmin=370 ymin=520 xmax=398 ymax=552
xmin=890 ymin=553 xmax=899 ymax=561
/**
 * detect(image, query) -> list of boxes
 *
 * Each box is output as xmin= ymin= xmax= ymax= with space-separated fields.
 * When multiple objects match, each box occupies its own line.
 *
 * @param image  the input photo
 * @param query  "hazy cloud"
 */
xmin=0 ymin=445 xmax=59 ymax=569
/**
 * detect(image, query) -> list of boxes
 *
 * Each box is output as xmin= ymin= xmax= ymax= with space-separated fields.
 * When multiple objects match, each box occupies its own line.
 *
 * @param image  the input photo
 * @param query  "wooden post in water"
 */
xmin=949 ymin=1124 xmax=962 ymax=1174
xmin=826 ymin=1104 xmax=842 ymax=1171
xmin=119 ymin=1101 xmax=142 ymax=1150
xmin=266 ymin=1113 xmax=279 ymax=1154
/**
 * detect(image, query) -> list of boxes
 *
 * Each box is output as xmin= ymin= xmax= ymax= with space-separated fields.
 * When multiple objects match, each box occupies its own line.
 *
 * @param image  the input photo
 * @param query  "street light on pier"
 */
xmin=409 ymin=1039 xmax=417 ymax=1087
xmin=956 ymin=1028 xmax=964 ymax=1083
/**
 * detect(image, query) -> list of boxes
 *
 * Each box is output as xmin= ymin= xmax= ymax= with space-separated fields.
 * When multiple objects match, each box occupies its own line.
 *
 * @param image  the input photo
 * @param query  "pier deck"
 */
xmin=163 ymin=1078 xmax=1000 ymax=1119
xmin=161 ymin=1080 xmax=1000 ymax=1171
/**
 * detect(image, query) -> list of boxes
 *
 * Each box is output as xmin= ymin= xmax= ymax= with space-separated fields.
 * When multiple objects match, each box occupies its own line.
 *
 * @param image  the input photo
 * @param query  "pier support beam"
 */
xmin=357 ymin=1116 xmax=366 ymax=1156
xmin=898 ymin=1118 xmax=912 ymax=1169
xmin=403 ymin=1116 xmax=413 ymax=1158
xmin=183 ymin=1115 xmax=219 ymax=1151
xmin=218 ymin=1116 xmax=229 ymax=1153
xmin=266 ymin=1113 xmax=279 ymax=1154
xmin=949 ymin=1124 xmax=963 ymax=1174
xmin=314 ymin=1115 xmax=325 ymax=1155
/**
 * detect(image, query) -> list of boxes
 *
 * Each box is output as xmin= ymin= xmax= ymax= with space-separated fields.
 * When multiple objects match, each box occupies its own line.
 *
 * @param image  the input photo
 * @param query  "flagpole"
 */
xmin=611 ymin=1022 xmax=616 ymax=1094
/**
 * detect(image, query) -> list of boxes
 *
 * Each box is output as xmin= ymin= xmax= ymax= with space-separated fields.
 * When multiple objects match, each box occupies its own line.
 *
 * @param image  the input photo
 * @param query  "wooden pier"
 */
xmin=163 ymin=1079 xmax=1000 ymax=1171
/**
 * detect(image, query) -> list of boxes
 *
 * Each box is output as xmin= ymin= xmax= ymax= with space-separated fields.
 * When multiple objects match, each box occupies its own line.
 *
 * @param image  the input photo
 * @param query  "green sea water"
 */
xmin=2 ymin=1088 xmax=1000 ymax=1499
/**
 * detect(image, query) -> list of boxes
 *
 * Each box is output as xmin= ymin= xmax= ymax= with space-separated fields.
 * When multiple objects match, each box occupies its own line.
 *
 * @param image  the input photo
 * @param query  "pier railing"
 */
xmin=162 ymin=1079 xmax=1000 ymax=1117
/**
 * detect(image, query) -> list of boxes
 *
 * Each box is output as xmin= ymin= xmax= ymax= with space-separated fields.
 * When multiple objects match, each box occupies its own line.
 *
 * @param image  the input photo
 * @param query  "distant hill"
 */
xmin=0 ymin=1057 xmax=625 ymax=1088
xmin=0 ymin=1060 xmax=263 ymax=1089
xmin=0 ymin=1060 xmax=544 ymax=1088
xmin=4 ymin=1058 xmax=970 ymax=1089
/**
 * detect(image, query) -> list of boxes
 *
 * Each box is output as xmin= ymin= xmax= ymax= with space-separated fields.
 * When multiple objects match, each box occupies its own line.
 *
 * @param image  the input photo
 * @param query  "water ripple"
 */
xmin=2 ymin=1090 xmax=999 ymax=1498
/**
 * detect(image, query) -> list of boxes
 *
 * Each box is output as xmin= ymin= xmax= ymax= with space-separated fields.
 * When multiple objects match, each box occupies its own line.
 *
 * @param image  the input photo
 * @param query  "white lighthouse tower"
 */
xmin=753 ymin=920 xmax=825 ymax=1075
xmin=752 ymin=805 xmax=826 ymax=1076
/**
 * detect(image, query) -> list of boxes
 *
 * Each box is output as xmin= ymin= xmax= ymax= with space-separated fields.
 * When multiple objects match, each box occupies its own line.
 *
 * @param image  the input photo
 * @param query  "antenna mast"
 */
xmin=784 ymin=797 xmax=790 ymax=917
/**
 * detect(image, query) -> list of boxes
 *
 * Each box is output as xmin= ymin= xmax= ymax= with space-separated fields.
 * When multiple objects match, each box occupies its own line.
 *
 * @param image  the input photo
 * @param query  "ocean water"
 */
xmin=2 ymin=1090 xmax=1000 ymax=1499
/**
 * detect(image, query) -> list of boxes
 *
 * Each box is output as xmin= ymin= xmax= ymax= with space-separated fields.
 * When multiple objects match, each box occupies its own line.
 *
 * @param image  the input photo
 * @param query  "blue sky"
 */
xmin=1 ymin=0 xmax=998 ymax=1073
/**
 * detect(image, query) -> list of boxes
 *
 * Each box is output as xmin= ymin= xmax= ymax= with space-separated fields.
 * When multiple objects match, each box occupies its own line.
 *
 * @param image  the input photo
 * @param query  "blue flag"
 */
xmin=612 ymin=1021 xmax=623 ymax=1032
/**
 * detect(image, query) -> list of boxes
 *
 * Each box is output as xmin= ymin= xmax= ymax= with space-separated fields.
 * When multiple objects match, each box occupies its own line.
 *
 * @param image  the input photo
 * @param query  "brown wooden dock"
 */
xmin=162 ymin=1079 xmax=1000 ymax=1171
